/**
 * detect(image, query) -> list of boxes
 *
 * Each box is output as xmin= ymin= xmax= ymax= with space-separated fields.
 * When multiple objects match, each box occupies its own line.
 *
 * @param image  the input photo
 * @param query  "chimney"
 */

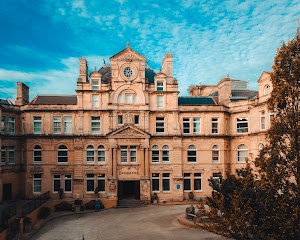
xmin=161 ymin=53 xmax=172 ymax=77
xmin=15 ymin=82 xmax=29 ymax=106
xmin=78 ymin=58 xmax=88 ymax=83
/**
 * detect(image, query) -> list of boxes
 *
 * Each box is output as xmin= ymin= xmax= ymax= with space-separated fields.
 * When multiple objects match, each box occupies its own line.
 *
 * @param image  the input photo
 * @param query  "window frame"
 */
xmin=156 ymin=81 xmax=164 ymax=91
xmin=162 ymin=145 xmax=169 ymax=163
xmin=8 ymin=146 xmax=15 ymax=165
xmin=53 ymin=116 xmax=62 ymax=134
xmin=92 ymin=94 xmax=99 ymax=108
xmin=53 ymin=174 xmax=61 ymax=193
xmin=57 ymin=145 xmax=68 ymax=164
xmin=63 ymin=116 xmax=72 ymax=134
xmin=212 ymin=145 xmax=220 ymax=164
xmin=64 ymin=174 xmax=72 ymax=193
xmin=86 ymin=174 xmax=95 ymax=193
xmin=236 ymin=117 xmax=248 ymax=133
xmin=1 ymin=146 xmax=6 ymax=165
xmin=193 ymin=117 xmax=200 ymax=134
xmin=97 ymin=145 xmax=106 ymax=163
xmin=155 ymin=117 xmax=165 ymax=133
xmin=33 ymin=174 xmax=42 ymax=193
xmin=86 ymin=145 xmax=95 ymax=163
xmin=91 ymin=116 xmax=100 ymax=134
xmin=33 ymin=145 xmax=42 ymax=164
xmin=162 ymin=173 xmax=170 ymax=192
xmin=211 ymin=117 xmax=219 ymax=134
xmin=151 ymin=145 xmax=159 ymax=163
xmin=187 ymin=145 xmax=197 ymax=163
xmin=157 ymin=95 xmax=164 ymax=108
xmin=260 ymin=110 xmax=266 ymax=130
xmin=8 ymin=117 xmax=15 ymax=134
xmin=183 ymin=173 xmax=191 ymax=192
xmin=1 ymin=116 xmax=6 ymax=134
xmin=151 ymin=173 xmax=160 ymax=192
xmin=183 ymin=118 xmax=190 ymax=134
xmin=91 ymin=79 xmax=99 ymax=90
xmin=33 ymin=116 xmax=42 ymax=134
xmin=97 ymin=173 xmax=106 ymax=193
xmin=237 ymin=144 xmax=248 ymax=162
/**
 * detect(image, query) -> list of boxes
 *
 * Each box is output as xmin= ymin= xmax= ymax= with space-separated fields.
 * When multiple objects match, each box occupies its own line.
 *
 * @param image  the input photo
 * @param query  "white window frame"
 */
xmin=118 ymin=115 xmax=123 ymax=125
xmin=269 ymin=112 xmax=275 ymax=128
xmin=258 ymin=143 xmax=264 ymax=151
xmin=64 ymin=174 xmax=72 ymax=193
xmin=260 ymin=110 xmax=266 ymax=130
xmin=33 ymin=145 xmax=42 ymax=164
xmin=212 ymin=173 xmax=221 ymax=187
xmin=53 ymin=174 xmax=61 ymax=193
xmin=162 ymin=145 xmax=169 ymax=163
xmin=97 ymin=145 xmax=106 ymax=163
xmin=97 ymin=174 xmax=106 ymax=193
xmin=1 ymin=116 xmax=6 ymax=134
xmin=264 ymin=84 xmax=271 ymax=95
xmin=187 ymin=145 xmax=197 ymax=163
xmin=64 ymin=116 xmax=72 ymax=134
xmin=156 ymin=81 xmax=164 ymax=91
xmin=134 ymin=115 xmax=139 ymax=125
xmin=86 ymin=145 xmax=95 ymax=163
xmin=151 ymin=173 xmax=160 ymax=192
xmin=8 ymin=117 xmax=15 ymax=134
xmin=53 ymin=116 xmax=62 ymax=134
xmin=57 ymin=145 xmax=68 ymax=164
xmin=33 ymin=116 xmax=42 ymax=134
xmin=86 ymin=174 xmax=95 ymax=193
xmin=156 ymin=117 xmax=164 ymax=133
xmin=236 ymin=118 xmax=248 ymax=133
xmin=193 ymin=117 xmax=200 ymax=134
xmin=120 ymin=146 xmax=137 ymax=163
xmin=92 ymin=94 xmax=99 ymax=108
xmin=8 ymin=146 xmax=15 ymax=165
xmin=194 ymin=173 xmax=202 ymax=191
xmin=151 ymin=145 xmax=159 ymax=163
xmin=91 ymin=116 xmax=100 ymax=134
xmin=120 ymin=146 xmax=128 ymax=163
xmin=212 ymin=117 xmax=219 ymax=134
xmin=212 ymin=145 xmax=219 ymax=163
xmin=91 ymin=79 xmax=99 ymax=90
xmin=162 ymin=173 xmax=170 ymax=192
xmin=157 ymin=95 xmax=164 ymax=108
xmin=237 ymin=144 xmax=248 ymax=162
xmin=183 ymin=173 xmax=191 ymax=192
xmin=130 ymin=146 xmax=137 ymax=163
xmin=1 ymin=146 xmax=6 ymax=165
xmin=33 ymin=174 xmax=42 ymax=193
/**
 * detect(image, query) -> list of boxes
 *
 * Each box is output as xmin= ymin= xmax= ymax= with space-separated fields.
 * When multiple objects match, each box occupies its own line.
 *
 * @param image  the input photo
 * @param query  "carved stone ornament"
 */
xmin=124 ymin=113 xmax=134 ymax=125
xmin=121 ymin=53 xmax=134 ymax=62
xmin=118 ymin=164 xmax=139 ymax=171
xmin=150 ymin=165 xmax=173 ymax=171
xmin=183 ymin=166 xmax=205 ymax=172
xmin=109 ymin=183 xmax=116 ymax=192
xmin=30 ymin=166 xmax=44 ymax=174
xmin=50 ymin=166 xmax=73 ymax=174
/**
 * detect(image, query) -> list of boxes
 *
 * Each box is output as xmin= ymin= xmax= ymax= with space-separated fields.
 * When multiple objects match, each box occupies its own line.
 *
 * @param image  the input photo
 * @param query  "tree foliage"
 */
xmin=206 ymin=30 xmax=300 ymax=239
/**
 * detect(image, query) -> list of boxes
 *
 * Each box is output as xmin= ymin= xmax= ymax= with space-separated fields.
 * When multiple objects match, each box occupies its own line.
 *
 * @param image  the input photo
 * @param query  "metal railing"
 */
xmin=0 ymin=202 xmax=17 ymax=231
xmin=21 ymin=191 xmax=50 ymax=217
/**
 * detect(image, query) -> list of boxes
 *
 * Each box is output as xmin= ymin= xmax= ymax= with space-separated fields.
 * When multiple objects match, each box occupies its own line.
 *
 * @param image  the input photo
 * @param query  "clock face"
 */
xmin=123 ymin=67 xmax=133 ymax=78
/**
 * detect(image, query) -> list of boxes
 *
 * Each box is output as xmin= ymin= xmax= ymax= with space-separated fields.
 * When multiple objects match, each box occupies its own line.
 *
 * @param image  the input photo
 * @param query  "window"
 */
xmin=1 ymin=146 xmax=6 ymax=165
xmin=8 ymin=146 xmax=15 ymax=164
xmin=57 ymin=145 xmax=68 ymax=164
xmin=86 ymin=145 xmax=94 ymax=163
xmin=33 ymin=116 xmax=42 ymax=134
xmin=236 ymin=118 xmax=248 ymax=133
xmin=64 ymin=175 xmax=72 ymax=192
xmin=156 ymin=117 xmax=164 ymax=133
xmin=53 ymin=175 xmax=61 ymax=192
xmin=212 ymin=173 xmax=221 ymax=187
xmin=33 ymin=174 xmax=42 ymax=193
xmin=91 ymin=79 xmax=99 ymax=90
xmin=91 ymin=116 xmax=100 ymax=134
xmin=1 ymin=116 xmax=6 ymax=134
xmin=118 ymin=91 xmax=138 ymax=104
xmin=162 ymin=145 xmax=169 ymax=163
xmin=157 ymin=81 xmax=164 ymax=91
xmin=118 ymin=115 xmax=123 ymax=125
xmin=162 ymin=173 xmax=170 ymax=192
xmin=33 ymin=145 xmax=42 ymax=164
xmin=151 ymin=145 xmax=159 ymax=163
xmin=194 ymin=173 xmax=202 ymax=191
xmin=152 ymin=173 xmax=160 ymax=191
xmin=237 ymin=144 xmax=248 ymax=162
xmin=258 ymin=143 xmax=264 ymax=151
xmin=8 ymin=117 xmax=15 ymax=134
xmin=134 ymin=115 xmax=139 ymax=125
xmin=187 ymin=145 xmax=197 ymax=163
xmin=260 ymin=111 xmax=266 ymax=130
xmin=264 ymin=85 xmax=271 ymax=95
xmin=269 ymin=112 xmax=275 ymax=127
xmin=117 ymin=95 xmax=123 ymax=103
xmin=86 ymin=174 xmax=95 ymax=192
xmin=97 ymin=145 xmax=105 ymax=163
xmin=183 ymin=173 xmax=191 ymax=191
xmin=97 ymin=174 xmax=106 ymax=192
xmin=212 ymin=118 xmax=219 ymax=134
xmin=64 ymin=116 xmax=72 ymax=134
xmin=92 ymin=94 xmax=99 ymax=108
xmin=53 ymin=116 xmax=61 ymax=134
xmin=183 ymin=118 xmax=190 ymax=134
xmin=126 ymin=94 xmax=133 ymax=104
xmin=157 ymin=95 xmax=164 ymax=108
xmin=120 ymin=146 xmax=137 ymax=163
xmin=212 ymin=145 xmax=219 ymax=163
xmin=193 ymin=117 xmax=200 ymax=133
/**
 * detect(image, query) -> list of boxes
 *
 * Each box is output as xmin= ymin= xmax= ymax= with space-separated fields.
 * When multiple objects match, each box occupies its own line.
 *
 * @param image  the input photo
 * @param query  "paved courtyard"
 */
xmin=31 ymin=204 xmax=225 ymax=240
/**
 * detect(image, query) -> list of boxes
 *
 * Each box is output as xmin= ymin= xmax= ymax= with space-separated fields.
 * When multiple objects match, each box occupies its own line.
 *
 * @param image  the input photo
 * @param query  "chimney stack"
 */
xmin=15 ymin=82 xmax=29 ymax=106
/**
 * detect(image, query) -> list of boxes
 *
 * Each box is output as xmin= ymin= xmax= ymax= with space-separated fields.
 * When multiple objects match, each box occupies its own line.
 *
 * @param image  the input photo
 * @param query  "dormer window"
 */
xmin=157 ymin=81 xmax=164 ymax=91
xmin=91 ymin=79 xmax=99 ymax=90
xmin=263 ymin=85 xmax=270 ymax=95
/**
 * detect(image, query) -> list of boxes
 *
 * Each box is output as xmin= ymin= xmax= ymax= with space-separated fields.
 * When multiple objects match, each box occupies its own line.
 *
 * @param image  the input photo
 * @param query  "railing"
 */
xmin=0 ymin=202 xmax=17 ymax=231
xmin=21 ymin=191 xmax=50 ymax=217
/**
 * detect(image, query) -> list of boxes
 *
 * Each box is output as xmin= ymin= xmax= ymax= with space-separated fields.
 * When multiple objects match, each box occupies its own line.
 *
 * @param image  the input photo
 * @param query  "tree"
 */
xmin=206 ymin=30 xmax=300 ymax=239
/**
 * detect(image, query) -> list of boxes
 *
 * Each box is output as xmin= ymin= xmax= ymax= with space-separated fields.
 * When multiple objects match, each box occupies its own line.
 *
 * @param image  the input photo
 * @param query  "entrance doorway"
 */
xmin=118 ymin=181 xmax=140 ymax=200
xmin=3 ymin=183 xmax=12 ymax=201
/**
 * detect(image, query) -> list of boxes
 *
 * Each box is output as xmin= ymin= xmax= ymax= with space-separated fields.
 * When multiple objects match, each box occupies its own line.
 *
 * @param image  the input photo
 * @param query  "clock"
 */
xmin=123 ymin=67 xmax=133 ymax=78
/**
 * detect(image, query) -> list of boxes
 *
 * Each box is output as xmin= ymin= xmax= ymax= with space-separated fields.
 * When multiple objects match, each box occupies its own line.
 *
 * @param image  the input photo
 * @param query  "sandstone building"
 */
xmin=0 ymin=46 xmax=273 ymax=205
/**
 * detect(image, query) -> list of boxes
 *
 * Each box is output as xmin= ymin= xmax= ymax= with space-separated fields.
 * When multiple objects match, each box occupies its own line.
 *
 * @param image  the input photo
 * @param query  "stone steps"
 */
xmin=117 ymin=199 xmax=147 ymax=208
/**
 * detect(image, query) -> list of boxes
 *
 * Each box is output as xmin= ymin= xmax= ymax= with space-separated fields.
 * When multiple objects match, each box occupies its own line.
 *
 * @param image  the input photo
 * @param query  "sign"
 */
xmin=176 ymin=184 xmax=180 ymax=190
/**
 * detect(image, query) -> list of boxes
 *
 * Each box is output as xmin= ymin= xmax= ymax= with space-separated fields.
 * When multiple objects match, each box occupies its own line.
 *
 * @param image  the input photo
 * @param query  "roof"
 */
xmin=0 ymin=99 xmax=12 ymax=105
xmin=31 ymin=95 xmax=77 ymax=105
xmin=178 ymin=97 xmax=217 ymax=105
xmin=145 ymin=67 xmax=156 ymax=83
xmin=231 ymin=90 xmax=257 ymax=100
xmin=98 ymin=66 xmax=111 ymax=83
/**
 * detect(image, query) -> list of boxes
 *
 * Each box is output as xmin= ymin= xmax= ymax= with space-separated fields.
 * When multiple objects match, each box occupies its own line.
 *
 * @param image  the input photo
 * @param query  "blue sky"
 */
xmin=0 ymin=0 xmax=299 ymax=101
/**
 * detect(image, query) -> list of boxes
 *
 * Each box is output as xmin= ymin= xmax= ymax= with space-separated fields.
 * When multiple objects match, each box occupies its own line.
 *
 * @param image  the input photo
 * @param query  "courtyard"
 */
xmin=31 ymin=205 xmax=225 ymax=240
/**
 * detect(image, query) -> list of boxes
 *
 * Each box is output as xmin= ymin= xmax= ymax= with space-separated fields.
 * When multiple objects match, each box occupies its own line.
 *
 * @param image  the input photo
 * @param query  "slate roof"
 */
xmin=0 ymin=99 xmax=12 ymax=105
xmin=98 ymin=66 xmax=111 ymax=83
xmin=31 ymin=95 xmax=77 ymax=105
xmin=145 ymin=67 xmax=156 ymax=83
xmin=178 ymin=97 xmax=217 ymax=105
xmin=231 ymin=90 xmax=257 ymax=99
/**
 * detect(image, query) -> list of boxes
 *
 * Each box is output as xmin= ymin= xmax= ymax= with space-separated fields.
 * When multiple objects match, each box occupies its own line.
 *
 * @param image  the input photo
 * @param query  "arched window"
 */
xmin=152 ymin=145 xmax=159 ymax=163
xmin=86 ymin=145 xmax=94 ymax=163
xmin=97 ymin=145 xmax=105 ymax=163
xmin=258 ymin=143 xmax=264 ymax=151
xmin=237 ymin=144 xmax=248 ymax=162
xmin=162 ymin=145 xmax=169 ymax=163
xmin=33 ymin=145 xmax=42 ymax=164
xmin=117 ymin=90 xmax=138 ymax=104
xmin=264 ymin=85 xmax=271 ymax=95
xmin=57 ymin=145 xmax=68 ymax=163
xmin=212 ymin=145 xmax=219 ymax=163
xmin=187 ymin=145 xmax=197 ymax=163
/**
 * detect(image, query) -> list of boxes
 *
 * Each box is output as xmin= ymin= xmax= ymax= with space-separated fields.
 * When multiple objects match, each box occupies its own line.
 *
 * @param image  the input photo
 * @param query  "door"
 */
xmin=118 ymin=181 xmax=140 ymax=200
xmin=3 ymin=183 xmax=12 ymax=201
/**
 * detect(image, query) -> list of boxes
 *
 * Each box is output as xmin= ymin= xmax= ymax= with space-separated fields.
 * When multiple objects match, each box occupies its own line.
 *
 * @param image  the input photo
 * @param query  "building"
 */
xmin=0 ymin=45 xmax=273 ymax=205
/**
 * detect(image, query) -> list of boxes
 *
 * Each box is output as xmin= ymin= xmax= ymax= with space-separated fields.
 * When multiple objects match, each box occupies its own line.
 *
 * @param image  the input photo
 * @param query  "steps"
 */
xmin=118 ymin=199 xmax=147 ymax=208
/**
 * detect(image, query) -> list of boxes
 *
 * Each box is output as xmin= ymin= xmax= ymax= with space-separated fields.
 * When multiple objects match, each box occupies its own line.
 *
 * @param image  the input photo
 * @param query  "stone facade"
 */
xmin=0 ymin=46 xmax=273 ymax=204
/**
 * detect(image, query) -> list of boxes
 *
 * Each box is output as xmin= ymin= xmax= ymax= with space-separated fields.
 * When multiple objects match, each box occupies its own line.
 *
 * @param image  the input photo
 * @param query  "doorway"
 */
xmin=118 ymin=180 xmax=140 ymax=200
xmin=3 ymin=183 xmax=12 ymax=201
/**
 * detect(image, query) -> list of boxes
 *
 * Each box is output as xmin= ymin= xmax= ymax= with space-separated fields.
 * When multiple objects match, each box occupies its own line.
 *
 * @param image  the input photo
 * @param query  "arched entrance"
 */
xmin=118 ymin=180 xmax=140 ymax=200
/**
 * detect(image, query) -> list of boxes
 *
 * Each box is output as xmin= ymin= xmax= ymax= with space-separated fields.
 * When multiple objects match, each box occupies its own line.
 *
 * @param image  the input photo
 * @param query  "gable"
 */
xmin=107 ymin=125 xmax=150 ymax=139
xmin=110 ymin=46 xmax=146 ymax=62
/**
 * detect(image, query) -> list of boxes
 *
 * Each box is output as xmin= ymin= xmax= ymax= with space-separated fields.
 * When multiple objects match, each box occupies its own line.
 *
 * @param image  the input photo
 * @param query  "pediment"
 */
xmin=110 ymin=46 xmax=146 ymax=62
xmin=107 ymin=125 xmax=150 ymax=139
xmin=155 ymin=72 xmax=167 ymax=78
